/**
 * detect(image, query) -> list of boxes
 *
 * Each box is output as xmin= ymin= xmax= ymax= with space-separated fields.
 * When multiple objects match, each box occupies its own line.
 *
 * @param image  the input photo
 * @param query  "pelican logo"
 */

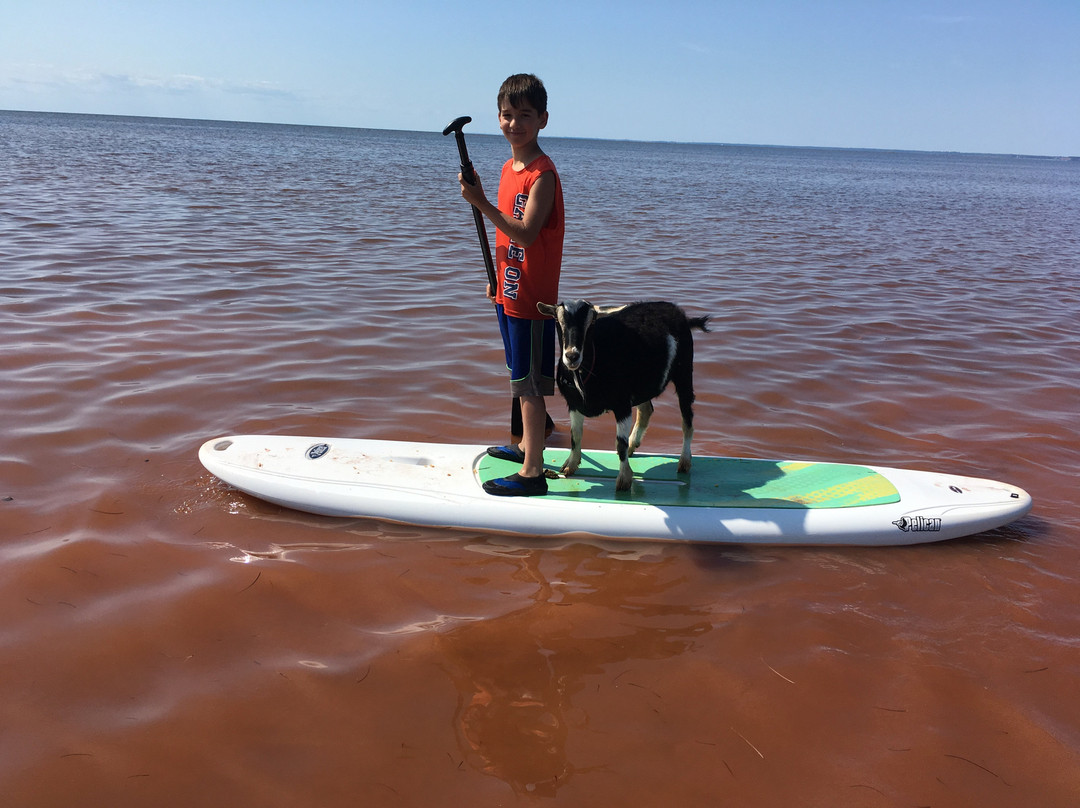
xmin=306 ymin=443 xmax=330 ymax=460
xmin=893 ymin=516 xmax=942 ymax=532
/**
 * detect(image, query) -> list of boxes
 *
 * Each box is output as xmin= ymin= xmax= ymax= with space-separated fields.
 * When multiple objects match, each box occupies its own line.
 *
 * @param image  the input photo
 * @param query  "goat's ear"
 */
xmin=537 ymin=302 xmax=557 ymax=317
xmin=595 ymin=303 xmax=627 ymax=316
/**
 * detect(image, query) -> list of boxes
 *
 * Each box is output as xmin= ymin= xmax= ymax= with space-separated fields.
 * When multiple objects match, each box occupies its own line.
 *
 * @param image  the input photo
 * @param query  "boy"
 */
xmin=459 ymin=73 xmax=564 ymax=497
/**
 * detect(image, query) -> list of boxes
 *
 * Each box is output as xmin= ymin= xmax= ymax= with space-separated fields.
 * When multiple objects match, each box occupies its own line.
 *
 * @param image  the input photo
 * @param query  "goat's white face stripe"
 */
xmin=558 ymin=307 xmax=575 ymax=367
xmin=556 ymin=302 xmax=596 ymax=371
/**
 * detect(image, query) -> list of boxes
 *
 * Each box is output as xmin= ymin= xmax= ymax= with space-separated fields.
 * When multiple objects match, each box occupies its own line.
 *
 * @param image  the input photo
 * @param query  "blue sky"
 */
xmin=2 ymin=0 xmax=1077 ymax=156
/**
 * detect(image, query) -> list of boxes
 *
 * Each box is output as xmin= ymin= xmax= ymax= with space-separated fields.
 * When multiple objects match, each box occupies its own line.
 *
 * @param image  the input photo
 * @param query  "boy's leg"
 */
xmin=511 ymin=396 xmax=522 ymax=441
xmin=511 ymin=396 xmax=555 ymax=443
xmin=482 ymin=315 xmax=553 ymax=497
xmin=518 ymin=394 xmax=547 ymax=478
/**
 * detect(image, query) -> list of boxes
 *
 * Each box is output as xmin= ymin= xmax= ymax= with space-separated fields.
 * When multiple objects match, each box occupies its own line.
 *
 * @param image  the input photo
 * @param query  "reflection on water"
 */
xmin=439 ymin=547 xmax=710 ymax=796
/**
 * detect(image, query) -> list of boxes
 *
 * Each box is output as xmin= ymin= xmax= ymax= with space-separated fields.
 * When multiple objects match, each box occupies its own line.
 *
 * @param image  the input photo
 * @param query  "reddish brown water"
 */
xmin=2 ymin=112 xmax=1078 ymax=806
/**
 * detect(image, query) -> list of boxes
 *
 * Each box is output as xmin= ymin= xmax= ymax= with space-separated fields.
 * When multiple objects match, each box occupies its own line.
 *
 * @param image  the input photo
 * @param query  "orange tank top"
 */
xmin=494 ymin=154 xmax=564 ymax=319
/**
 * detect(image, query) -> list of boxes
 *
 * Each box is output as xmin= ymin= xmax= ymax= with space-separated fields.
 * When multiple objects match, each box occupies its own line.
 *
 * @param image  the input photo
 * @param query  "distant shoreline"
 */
xmin=3 ymin=108 xmax=1075 ymax=162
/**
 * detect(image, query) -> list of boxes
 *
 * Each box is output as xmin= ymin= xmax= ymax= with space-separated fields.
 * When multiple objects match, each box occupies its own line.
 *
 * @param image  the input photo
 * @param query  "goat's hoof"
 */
xmin=615 ymin=475 xmax=633 ymax=492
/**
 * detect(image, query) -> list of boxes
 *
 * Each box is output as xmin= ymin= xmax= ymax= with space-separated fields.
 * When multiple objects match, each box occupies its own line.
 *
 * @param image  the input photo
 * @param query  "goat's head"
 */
xmin=537 ymin=299 xmax=596 ymax=371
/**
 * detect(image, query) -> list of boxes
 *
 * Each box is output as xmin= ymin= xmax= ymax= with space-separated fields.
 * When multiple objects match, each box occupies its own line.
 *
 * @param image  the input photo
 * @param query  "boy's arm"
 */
xmin=460 ymin=171 xmax=557 ymax=248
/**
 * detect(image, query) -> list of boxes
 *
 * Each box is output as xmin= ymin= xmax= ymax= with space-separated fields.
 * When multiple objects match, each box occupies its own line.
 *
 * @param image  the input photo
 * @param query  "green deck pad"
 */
xmin=477 ymin=450 xmax=900 ymax=508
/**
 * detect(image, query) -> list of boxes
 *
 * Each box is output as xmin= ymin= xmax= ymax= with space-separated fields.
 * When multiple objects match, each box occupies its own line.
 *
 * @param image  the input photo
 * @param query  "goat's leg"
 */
xmin=674 ymin=379 xmax=696 ymax=474
xmin=628 ymin=400 xmax=653 ymax=456
xmin=678 ymin=421 xmax=694 ymax=474
xmin=614 ymin=408 xmax=635 ymax=491
xmin=561 ymin=410 xmax=585 ymax=477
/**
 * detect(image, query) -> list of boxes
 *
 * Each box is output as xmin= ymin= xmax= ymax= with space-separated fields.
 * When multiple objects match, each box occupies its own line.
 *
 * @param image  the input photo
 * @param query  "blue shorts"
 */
xmin=496 ymin=304 xmax=556 ymax=397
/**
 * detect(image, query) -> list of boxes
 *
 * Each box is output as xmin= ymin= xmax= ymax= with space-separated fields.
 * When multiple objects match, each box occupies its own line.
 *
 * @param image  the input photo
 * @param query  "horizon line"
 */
xmin=2 ymin=107 xmax=1075 ymax=161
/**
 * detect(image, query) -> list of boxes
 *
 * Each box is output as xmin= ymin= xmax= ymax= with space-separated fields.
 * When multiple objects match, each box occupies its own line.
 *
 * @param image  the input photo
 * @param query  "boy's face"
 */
xmin=498 ymin=100 xmax=548 ymax=149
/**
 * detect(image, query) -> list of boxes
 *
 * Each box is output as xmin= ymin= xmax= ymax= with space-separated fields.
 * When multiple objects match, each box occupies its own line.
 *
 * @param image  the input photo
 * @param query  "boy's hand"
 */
xmin=459 ymin=170 xmax=486 ymax=208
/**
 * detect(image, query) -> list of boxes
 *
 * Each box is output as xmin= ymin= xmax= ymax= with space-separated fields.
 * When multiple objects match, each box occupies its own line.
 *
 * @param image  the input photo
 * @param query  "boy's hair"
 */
xmin=497 ymin=74 xmax=547 ymax=116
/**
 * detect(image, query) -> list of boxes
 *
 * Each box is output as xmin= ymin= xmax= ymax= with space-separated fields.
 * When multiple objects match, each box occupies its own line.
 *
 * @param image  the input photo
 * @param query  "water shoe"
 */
xmin=486 ymin=445 xmax=526 ymax=463
xmin=482 ymin=472 xmax=548 ymax=497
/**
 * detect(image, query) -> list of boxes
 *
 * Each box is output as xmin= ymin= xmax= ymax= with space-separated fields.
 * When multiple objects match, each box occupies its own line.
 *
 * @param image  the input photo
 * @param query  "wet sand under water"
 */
xmin=2 ymin=114 xmax=1079 ymax=806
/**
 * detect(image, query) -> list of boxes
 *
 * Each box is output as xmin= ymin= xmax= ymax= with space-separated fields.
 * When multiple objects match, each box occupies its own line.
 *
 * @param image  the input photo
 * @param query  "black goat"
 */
xmin=536 ymin=299 xmax=710 ymax=491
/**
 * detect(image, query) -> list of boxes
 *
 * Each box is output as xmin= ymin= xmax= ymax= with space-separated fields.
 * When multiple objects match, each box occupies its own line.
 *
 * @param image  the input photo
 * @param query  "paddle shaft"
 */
xmin=442 ymin=116 xmax=497 ymax=293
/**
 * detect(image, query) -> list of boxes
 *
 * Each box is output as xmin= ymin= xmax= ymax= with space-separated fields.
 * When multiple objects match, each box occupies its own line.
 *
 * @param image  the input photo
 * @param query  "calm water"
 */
xmin=2 ymin=110 xmax=1079 ymax=806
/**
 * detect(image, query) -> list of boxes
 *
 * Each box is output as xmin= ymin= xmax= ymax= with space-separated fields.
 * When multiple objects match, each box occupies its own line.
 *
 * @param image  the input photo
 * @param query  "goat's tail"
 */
xmin=688 ymin=315 xmax=711 ymax=333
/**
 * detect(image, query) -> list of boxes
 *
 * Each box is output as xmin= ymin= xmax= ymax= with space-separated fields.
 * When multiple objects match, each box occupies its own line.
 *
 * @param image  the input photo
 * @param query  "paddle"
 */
xmin=442 ymin=116 xmax=497 ymax=294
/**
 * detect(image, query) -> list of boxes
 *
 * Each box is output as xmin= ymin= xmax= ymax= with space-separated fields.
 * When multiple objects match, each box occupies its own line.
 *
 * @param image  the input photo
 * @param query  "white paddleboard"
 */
xmin=198 ymin=435 xmax=1031 ymax=546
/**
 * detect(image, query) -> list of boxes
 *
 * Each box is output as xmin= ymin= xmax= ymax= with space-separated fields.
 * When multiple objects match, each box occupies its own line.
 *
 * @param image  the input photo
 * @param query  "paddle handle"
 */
xmin=443 ymin=116 xmax=498 ymax=294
